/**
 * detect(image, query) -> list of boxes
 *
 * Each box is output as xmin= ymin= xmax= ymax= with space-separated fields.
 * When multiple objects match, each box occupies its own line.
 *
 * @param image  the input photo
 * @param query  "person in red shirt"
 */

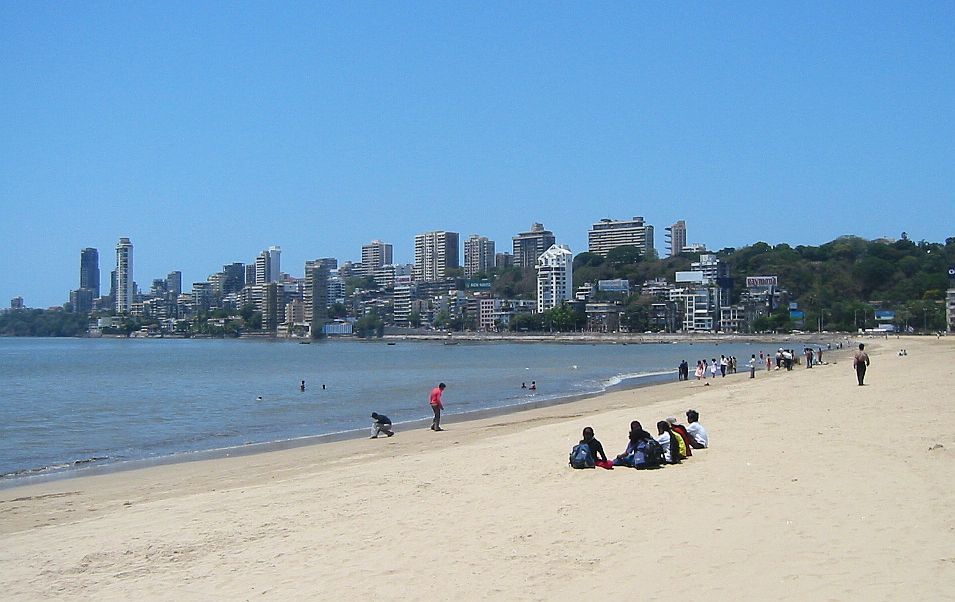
xmin=429 ymin=382 xmax=446 ymax=431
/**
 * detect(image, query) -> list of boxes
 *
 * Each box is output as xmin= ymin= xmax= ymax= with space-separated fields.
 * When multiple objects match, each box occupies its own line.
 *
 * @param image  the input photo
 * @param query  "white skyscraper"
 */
xmin=536 ymin=244 xmax=573 ymax=313
xmin=115 ymin=237 xmax=134 ymax=313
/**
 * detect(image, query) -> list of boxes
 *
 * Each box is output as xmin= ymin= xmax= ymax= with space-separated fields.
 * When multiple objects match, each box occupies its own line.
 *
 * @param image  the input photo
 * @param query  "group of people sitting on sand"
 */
xmin=570 ymin=409 xmax=708 ymax=470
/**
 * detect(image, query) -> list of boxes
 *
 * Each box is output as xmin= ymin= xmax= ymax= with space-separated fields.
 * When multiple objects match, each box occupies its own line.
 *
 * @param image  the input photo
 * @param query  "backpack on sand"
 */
xmin=632 ymin=438 xmax=665 ymax=469
xmin=569 ymin=443 xmax=595 ymax=469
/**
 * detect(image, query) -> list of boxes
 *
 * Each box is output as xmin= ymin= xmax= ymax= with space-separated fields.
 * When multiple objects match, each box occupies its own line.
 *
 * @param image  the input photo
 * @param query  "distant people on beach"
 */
xmin=719 ymin=355 xmax=728 ymax=377
xmin=522 ymin=382 xmax=527 ymax=389
xmin=853 ymin=344 xmax=870 ymax=386
xmin=300 ymin=380 xmax=306 ymax=392
xmin=709 ymin=359 xmax=718 ymax=379
xmin=370 ymin=412 xmax=395 ymax=438
xmin=749 ymin=354 xmax=757 ymax=378
xmin=678 ymin=360 xmax=689 ymax=381
xmin=685 ymin=409 xmax=709 ymax=448
xmin=529 ymin=381 xmax=537 ymax=391
xmin=429 ymin=382 xmax=446 ymax=431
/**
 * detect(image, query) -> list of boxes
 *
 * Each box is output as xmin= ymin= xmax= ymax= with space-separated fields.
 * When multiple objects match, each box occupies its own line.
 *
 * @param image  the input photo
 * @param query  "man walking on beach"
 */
xmin=853 ymin=343 xmax=870 ymax=386
xmin=429 ymin=382 xmax=446 ymax=431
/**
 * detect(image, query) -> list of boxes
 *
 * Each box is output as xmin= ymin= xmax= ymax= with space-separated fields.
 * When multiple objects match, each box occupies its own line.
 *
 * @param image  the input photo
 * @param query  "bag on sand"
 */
xmin=569 ymin=443 xmax=595 ymax=469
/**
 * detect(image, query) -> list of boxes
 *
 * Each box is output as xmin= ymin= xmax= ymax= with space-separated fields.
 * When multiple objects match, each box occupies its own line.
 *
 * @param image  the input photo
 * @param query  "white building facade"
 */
xmin=536 ymin=244 xmax=573 ymax=313
xmin=588 ymin=217 xmax=654 ymax=257
xmin=115 ymin=237 xmax=134 ymax=313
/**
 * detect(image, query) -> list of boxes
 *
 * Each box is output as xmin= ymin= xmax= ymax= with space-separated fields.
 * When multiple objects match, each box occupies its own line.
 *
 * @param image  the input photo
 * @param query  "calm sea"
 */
xmin=0 ymin=337 xmax=791 ymax=483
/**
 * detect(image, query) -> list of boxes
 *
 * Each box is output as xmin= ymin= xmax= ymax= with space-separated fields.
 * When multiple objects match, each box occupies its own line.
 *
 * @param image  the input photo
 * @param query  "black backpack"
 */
xmin=636 ymin=438 xmax=665 ymax=468
xmin=569 ymin=443 xmax=595 ymax=469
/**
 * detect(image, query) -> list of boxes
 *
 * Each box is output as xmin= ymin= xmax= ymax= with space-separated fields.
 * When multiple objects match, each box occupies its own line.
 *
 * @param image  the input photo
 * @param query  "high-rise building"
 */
xmin=413 ymin=231 xmax=459 ymax=282
xmin=222 ymin=263 xmax=245 ymax=294
xmin=536 ymin=244 xmax=574 ymax=313
xmin=304 ymin=259 xmax=335 ymax=337
xmin=361 ymin=240 xmax=393 ymax=276
xmin=495 ymin=252 xmax=513 ymax=269
xmin=254 ymin=246 xmax=281 ymax=285
xmin=665 ymin=220 xmax=687 ymax=258
xmin=69 ymin=288 xmax=94 ymax=314
xmin=115 ymin=238 xmax=134 ymax=313
xmin=10 ymin=296 xmax=24 ymax=310
xmin=463 ymin=235 xmax=495 ymax=277
xmin=166 ymin=271 xmax=182 ymax=297
xmin=80 ymin=248 xmax=100 ymax=297
xmin=588 ymin=217 xmax=654 ymax=257
xmin=191 ymin=281 xmax=213 ymax=312
xmin=513 ymin=223 xmax=556 ymax=269
xmin=268 ymin=246 xmax=281 ymax=282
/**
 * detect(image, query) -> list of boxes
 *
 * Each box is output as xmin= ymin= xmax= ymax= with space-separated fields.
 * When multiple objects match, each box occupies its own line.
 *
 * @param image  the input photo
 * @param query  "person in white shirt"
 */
xmin=656 ymin=421 xmax=673 ymax=463
xmin=685 ymin=409 xmax=708 ymax=448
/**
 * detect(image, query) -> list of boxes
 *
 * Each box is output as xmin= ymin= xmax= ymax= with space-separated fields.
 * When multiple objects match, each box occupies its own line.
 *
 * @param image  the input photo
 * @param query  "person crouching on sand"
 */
xmin=370 ymin=413 xmax=394 ymax=438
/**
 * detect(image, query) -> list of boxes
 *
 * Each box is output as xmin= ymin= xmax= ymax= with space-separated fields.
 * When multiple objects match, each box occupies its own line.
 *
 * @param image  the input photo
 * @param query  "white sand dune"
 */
xmin=2 ymin=338 xmax=954 ymax=600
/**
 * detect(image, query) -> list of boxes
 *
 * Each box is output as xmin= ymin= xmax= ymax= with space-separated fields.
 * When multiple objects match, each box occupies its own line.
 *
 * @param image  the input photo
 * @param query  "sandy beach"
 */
xmin=3 ymin=337 xmax=955 ymax=600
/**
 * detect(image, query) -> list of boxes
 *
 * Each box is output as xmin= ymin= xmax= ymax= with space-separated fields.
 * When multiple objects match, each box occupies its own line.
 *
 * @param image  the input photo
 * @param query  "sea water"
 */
xmin=0 ymin=337 xmax=792 ymax=482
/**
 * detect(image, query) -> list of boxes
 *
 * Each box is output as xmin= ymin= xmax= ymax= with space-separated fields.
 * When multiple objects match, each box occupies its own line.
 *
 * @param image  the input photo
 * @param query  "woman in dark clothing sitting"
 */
xmin=580 ymin=426 xmax=608 ymax=464
xmin=613 ymin=421 xmax=654 ymax=466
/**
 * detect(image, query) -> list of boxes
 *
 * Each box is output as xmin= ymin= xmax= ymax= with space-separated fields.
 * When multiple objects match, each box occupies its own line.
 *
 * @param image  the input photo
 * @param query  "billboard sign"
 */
xmin=598 ymin=279 xmax=630 ymax=293
xmin=875 ymin=310 xmax=896 ymax=321
xmin=746 ymin=276 xmax=778 ymax=288
xmin=466 ymin=279 xmax=491 ymax=290
xmin=789 ymin=310 xmax=805 ymax=319
xmin=676 ymin=271 xmax=705 ymax=283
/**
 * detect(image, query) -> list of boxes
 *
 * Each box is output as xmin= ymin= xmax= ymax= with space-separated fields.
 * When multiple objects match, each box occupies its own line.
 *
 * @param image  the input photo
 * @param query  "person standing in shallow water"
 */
xmin=853 ymin=343 xmax=870 ymax=386
xmin=429 ymin=383 xmax=446 ymax=431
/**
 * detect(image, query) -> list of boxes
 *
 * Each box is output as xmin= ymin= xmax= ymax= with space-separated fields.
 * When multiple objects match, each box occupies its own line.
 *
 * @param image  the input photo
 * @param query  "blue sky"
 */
xmin=2 ymin=2 xmax=953 ymax=307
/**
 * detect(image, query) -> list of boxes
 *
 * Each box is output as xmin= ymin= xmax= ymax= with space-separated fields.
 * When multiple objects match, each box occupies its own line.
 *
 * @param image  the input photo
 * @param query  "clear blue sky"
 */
xmin=2 ymin=2 xmax=953 ymax=307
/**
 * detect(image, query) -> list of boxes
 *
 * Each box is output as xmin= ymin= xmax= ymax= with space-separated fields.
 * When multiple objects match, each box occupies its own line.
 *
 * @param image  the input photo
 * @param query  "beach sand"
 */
xmin=3 ymin=337 xmax=955 ymax=600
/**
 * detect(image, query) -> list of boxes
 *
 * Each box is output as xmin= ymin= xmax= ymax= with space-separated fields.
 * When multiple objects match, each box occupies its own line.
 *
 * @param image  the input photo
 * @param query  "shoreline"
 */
xmin=1 ymin=335 xmax=847 ymax=487
xmin=0 ymin=363 xmax=696 ymax=489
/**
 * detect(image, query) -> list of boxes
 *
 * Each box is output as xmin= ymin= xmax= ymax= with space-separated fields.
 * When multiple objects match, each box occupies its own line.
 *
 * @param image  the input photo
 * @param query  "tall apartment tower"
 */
xmin=166 ymin=271 xmax=182 ymax=297
xmin=665 ymin=220 xmax=687 ymax=258
xmin=115 ymin=237 xmax=134 ymax=313
xmin=413 ymin=231 xmax=459 ymax=282
xmin=268 ymin=246 xmax=281 ymax=282
xmin=254 ymin=246 xmax=281 ymax=285
xmin=361 ymin=240 xmax=393 ymax=276
xmin=536 ymin=244 xmax=574 ymax=313
xmin=304 ymin=259 xmax=335 ymax=337
xmin=463 ymin=235 xmax=495 ymax=277
xmin=513 ymin=223 xmax=556 ymax=270
xmin=587 ymin=217 xmax=654 ymax=257
xmin=80 ymin=248 xmax=100 ymax=297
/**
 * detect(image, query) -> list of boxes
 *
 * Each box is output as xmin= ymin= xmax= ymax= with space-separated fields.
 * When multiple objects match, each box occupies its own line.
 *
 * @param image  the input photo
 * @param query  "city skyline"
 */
xmin=3 ymin=3 xmax=954 ymax=307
